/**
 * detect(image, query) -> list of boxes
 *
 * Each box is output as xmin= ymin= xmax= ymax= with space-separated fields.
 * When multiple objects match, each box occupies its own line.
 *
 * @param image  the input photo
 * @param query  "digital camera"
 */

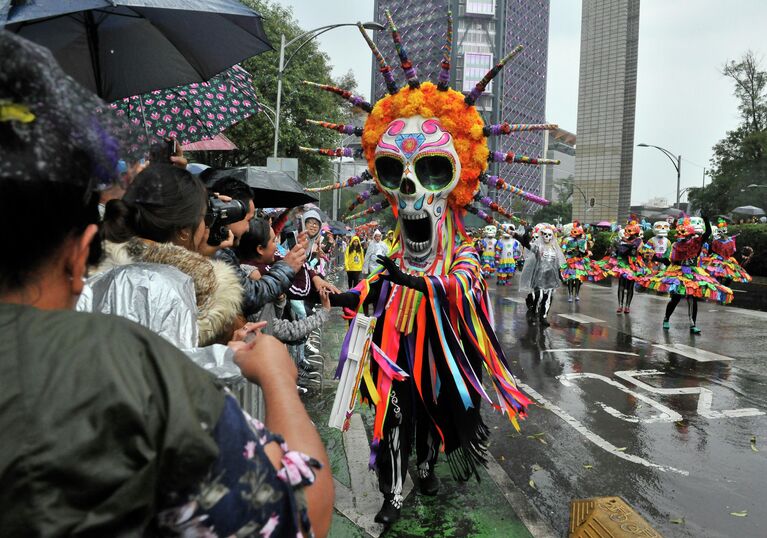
xmin=206 ymin=196 xmax=247 ymax=246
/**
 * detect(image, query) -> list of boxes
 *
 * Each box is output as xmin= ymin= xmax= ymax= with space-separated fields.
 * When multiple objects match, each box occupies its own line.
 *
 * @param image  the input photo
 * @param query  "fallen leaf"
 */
xmin=730 ymin=511 xmax=748 ymax=517
xmin=529 ymin=479 xmax=536 ymax=489
xmin=538 ymin=438 xmax=548 ymax=445
xmin=616 ymin=447 xmax=627 ymax=452
xmin=531 ymin=464 xmax=542 ymax=472
xmin=583 ymin=464 xmax=593 ymax=470
xmin=670 ymin=518 xmax=685 ymax=525
xmin=751 ymin=436 xmax=758 ymax=452
xmin=499 ymin=455 xmax=505 ymax=461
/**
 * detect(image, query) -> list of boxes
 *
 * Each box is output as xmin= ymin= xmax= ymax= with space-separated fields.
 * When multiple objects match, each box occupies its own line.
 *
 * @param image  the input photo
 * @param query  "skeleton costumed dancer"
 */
xmin=643 ymin=220 xmax=672 ymax=270
xmin=560 ymin=221 xmax=606 ymax=302
xmin=479 ymin=225 xmax=498 ymax=276
xmin=305 ymin=12 xmax=556 ymax=525
xmin=598 ymin=219 xmax=651 ymax=314
xmin=495 ymin=223 xmax=521 ymax=286
xmin=516 ymin=223 xmax=566 ymax=326
xmin=639 ymin=217 xmax=733 ymax=333
xmin=700 ymin=218 xmax=752 ymax=287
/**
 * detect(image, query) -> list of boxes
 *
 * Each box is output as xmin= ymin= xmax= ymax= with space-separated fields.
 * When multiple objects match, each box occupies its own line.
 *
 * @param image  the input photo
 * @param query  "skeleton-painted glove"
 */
xmin=376 ymin=255 xmax=428 ymax=292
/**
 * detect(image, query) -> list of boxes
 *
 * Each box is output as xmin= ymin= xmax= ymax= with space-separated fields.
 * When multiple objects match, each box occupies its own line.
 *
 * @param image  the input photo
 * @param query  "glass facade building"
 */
xmin=371 ymin=0 xmax=550 ymax=209
xmin=572 ymin=0 xmax=640 ymax=223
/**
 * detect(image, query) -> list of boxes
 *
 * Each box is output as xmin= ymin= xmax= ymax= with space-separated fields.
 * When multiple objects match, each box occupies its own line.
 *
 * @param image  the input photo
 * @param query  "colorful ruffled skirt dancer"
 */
xmin=700 ymin=253 xmax=752 ymax=284
xmin=560 ymin=256 xmax=607 ymax=302
xmin=597 ymin=254 xmax=651 ymax=314
xmin=481 ymin=252 xmax=496 ymax=276
xmin=639 ymin=263 xmax=734 ymax=304
xmin=496 ymin=255 xmax=516 ymax=286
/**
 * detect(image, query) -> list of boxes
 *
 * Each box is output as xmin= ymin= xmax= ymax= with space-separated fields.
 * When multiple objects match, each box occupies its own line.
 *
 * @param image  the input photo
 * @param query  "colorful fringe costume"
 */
xmin=495 ymin=236 xmax=520 ymax=286
xmin=701 ymin=236 xmax=752 ymax=284
xmin=309 ymin=10 xmax=550 ymax=524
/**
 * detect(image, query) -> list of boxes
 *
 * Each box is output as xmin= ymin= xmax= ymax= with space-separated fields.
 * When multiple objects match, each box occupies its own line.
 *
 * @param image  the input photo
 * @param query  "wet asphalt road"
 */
xmin=484 ymin=281 xmax=767 ymax=537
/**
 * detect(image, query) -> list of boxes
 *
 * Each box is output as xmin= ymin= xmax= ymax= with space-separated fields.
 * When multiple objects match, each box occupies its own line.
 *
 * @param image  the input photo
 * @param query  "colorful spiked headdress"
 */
xmin=301 ymin=10 xmax=558 ymax=226
xmin=675 ymin=216 xmax=695 ymax=238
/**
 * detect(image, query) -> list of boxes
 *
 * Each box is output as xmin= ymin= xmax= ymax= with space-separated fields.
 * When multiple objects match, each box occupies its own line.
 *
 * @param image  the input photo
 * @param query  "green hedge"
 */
xmin=588 ymin=225 xmax=767 ymax=276
xmin=729 ymin=224 xmax=767 ymax=277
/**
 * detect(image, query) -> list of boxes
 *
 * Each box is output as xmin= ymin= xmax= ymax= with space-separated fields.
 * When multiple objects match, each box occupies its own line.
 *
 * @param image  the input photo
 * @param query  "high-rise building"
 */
xmin=572 ymin=0 xmax=640 ymax=223
xmin=542 ymin=127 xmax=576 ymax=203
xmin=371 ymin=0 xmax=550 ymax=208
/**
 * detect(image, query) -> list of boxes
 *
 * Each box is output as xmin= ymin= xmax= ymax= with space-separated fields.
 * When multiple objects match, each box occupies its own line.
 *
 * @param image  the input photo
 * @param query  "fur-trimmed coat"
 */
xmin=87 ymin=239 xmax=243 ymax=346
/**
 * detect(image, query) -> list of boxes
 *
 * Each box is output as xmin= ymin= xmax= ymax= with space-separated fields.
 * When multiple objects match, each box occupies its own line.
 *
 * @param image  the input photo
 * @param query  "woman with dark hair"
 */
xmin=0 ymin=31 xmax=331 ymax=537
xmin=83 ymin=163 xmax=243 ymax=347
xmin=237 ymin=217 xmax=332 ymax=345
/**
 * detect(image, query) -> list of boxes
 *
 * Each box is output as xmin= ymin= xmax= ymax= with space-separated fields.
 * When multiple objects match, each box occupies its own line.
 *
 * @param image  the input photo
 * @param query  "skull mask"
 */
xmin=484 ymin=225 xmax=497 ymax=238
xmin=541 ymin=228 xmax=554 ymax=244
xmin=374 ymin=115 xmax=461 ymax=265
xmin=689 ymin=216 xmax=705 ymax=234
xmin=653 ymin=221 xmax=669 ymax=237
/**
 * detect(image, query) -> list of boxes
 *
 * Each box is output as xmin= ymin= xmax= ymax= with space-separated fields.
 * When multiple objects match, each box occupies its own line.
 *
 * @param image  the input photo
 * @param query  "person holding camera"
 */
xmin=0 ymin=31 xmax=332 ymax=538
xmin=210 ymin=176 xmax=310 ymax=317
xmin=86 ymin=164 xmax=243 ymax=347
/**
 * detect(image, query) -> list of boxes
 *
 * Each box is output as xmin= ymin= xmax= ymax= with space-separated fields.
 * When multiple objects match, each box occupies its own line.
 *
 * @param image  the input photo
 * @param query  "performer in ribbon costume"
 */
xmin=312 ymin=10 xmax=539 ymax=526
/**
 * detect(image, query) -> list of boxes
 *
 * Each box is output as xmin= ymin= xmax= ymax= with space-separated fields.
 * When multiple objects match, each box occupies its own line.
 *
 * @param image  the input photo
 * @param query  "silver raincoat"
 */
xmin=77 ymin=263 xmax=242 ymax=384
xmin=519 ymin=236 xmax=566 ymax=292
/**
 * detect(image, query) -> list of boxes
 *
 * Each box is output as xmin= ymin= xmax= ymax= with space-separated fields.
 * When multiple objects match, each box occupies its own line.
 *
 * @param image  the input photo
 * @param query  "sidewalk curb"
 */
xmin=485 ymin=456 xmax=558 ymax=538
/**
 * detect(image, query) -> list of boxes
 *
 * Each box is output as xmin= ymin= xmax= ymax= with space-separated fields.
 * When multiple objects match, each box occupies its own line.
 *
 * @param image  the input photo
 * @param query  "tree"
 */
xmin=531 ymin=178 xmax=573 ymax=224
xmin=191 ymin=0 xmax=360 ymax=186
xmin=689 ymin=52 xmax=767 ymax=215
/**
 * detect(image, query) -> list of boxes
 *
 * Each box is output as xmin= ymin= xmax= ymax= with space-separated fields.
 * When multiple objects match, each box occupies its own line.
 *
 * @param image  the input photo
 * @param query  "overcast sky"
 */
xmin=273 ymin=0 xmax=767 ymax=206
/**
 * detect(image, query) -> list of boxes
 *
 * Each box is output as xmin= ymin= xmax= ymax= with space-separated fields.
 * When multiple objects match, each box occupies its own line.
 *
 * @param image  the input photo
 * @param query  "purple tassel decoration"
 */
xmin=385 ymin=9 xmax=419 ymax=88
xmin=465 ymin=45 xmax=523 ymax=106
xmin=482 ymin=122 xmax=559 ymax=137
xmin=489 ymin=151 xmax=560 ymax=166
xmin=358 ymin=23 xmax=399 ymax=95
xmin=306 ymin=119 xmax=364 ymax=136
xmin=437 ymin=11 xmax=453 ymax=91
xmin=301 ymin=81 xmax=373 ymax=113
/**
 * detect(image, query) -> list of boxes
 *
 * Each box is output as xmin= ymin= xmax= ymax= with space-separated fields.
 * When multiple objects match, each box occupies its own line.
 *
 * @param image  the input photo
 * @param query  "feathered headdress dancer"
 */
xmin=303 ymin=10 xmax=559 ymax=225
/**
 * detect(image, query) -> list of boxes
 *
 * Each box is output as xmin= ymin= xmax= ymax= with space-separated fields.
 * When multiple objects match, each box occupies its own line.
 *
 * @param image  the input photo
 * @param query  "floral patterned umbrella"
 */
xmin=110 ymin=64 xmax=259 ymax=147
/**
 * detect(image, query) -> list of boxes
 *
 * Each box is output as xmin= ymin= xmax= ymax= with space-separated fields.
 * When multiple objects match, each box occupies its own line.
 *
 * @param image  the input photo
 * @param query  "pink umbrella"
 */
xmin=182 ymin=134 xmax=238 ymax=152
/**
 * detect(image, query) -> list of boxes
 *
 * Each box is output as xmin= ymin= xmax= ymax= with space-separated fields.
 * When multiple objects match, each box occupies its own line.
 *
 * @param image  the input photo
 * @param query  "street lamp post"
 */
xmin=272 ymin=21 xmax=385 ymax=158
xmin=637 ymin=143 xmax=682 ymax=208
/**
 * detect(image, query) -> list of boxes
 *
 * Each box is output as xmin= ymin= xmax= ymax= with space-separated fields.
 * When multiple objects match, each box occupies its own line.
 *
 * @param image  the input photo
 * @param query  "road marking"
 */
xmin=558 ymin=372 xmax=682 ymax=423
xmin=334 ymin=413 xmax=413 ymax=537
xmin=615 ymin=370 xmax=765 ymax=419
xmin=557 ymin=313 xmax=605 ymax=324
xmin=653 ymin=343 xmax=734 ymax=363
xmin=543 ymin=348 xmax=638 ymax=356
xmin=517 ymin=382 xmax=689 ymax=476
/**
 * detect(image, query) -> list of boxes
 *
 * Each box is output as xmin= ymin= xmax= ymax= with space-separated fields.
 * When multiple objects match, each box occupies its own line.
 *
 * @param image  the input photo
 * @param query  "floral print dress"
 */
xmin=156 ymin=396 xmax=321 ymax=537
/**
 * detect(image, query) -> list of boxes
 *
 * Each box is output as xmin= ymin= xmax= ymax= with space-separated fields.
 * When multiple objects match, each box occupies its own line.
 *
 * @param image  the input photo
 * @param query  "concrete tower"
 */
xmin=572 ymin=0 xmax=640 ymax=223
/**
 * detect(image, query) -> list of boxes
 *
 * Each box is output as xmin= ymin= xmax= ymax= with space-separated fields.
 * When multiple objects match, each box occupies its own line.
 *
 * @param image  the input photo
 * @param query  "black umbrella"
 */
xmin=208 ymin=167 xmax=317 ymax=208
xmin=3 ymin=0 xmax=272 ymax=101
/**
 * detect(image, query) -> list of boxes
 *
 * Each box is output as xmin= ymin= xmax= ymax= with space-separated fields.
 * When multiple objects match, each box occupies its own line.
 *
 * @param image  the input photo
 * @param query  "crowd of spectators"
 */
xmin=0 ymin=31 xmax=336 ymax=537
